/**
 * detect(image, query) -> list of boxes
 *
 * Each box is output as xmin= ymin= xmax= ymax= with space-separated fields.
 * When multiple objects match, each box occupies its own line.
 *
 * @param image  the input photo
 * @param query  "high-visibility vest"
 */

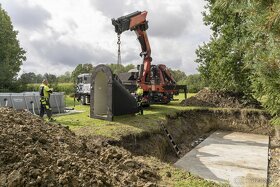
xmin=39 ymin=84 xmax=52 ymax=99
xmin=136 ymin=87 xmax=144 ymax=96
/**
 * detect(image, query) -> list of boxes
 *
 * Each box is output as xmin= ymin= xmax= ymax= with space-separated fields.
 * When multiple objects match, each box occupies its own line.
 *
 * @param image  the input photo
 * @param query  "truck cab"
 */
xmin=76 ymin=73 xmax=91 ymax=105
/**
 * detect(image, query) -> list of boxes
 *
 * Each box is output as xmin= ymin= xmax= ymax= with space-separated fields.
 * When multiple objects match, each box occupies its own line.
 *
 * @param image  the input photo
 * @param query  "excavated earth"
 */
xmin=0 ymin=108 xmax=160 ymax=187
xmin=182 ymin=88 xmax=262 ymax=109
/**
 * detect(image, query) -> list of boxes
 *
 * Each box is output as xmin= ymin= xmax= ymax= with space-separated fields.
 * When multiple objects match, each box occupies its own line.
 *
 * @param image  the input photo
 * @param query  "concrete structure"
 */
xmin=175 ymin=131 xmax=269 ymax=187
xmin=90 ymin=65 xmax=139 ymax=121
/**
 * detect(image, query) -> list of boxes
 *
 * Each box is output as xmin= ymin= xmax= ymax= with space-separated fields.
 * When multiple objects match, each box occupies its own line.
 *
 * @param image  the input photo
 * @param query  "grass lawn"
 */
xmin=56 ymin=93 xmax=197 ymax=140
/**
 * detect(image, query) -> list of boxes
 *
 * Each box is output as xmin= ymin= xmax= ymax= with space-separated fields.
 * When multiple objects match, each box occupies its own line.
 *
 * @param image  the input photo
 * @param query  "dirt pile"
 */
xmin=0 ymin=108 xmax=159 ymax=187
xmin=183 ymin=88 xmax=262 ymax=109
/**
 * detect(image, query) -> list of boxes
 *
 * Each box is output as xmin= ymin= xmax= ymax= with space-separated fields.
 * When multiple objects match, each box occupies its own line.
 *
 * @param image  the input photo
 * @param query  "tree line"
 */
xmin=18 ymin=63 xmax=205 ymax=93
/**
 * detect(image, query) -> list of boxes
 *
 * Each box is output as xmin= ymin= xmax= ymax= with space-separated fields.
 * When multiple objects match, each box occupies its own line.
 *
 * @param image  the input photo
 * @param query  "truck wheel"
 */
xmin=81 ymin=96 xmax=86 ymax=105
xmin=140 ymin=108 xmax=143 ymax=115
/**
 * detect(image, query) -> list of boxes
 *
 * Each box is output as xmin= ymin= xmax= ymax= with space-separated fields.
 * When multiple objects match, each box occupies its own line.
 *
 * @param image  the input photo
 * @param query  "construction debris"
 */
xmin=0 ymin=108 xmax=160 ymax=186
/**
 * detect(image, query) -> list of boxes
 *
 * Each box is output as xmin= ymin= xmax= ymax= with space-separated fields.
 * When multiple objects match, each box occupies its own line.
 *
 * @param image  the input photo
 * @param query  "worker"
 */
xmin=136 ymin=83 xmax=144 ymax=115
xmin=39 ymin=79 xmax=54 ymax=121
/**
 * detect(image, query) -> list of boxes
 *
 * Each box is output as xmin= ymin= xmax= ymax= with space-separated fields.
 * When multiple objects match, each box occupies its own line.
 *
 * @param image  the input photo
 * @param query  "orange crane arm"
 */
xmin=112 ymin=11 xmax=152 ymax=83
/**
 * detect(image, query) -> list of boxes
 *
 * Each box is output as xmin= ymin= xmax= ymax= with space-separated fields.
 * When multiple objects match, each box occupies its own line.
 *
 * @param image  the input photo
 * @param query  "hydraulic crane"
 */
xmin=112 ymin=11 xmax=186 ymax=104
xmin=112 ymin=11 xmax=151 ymax=84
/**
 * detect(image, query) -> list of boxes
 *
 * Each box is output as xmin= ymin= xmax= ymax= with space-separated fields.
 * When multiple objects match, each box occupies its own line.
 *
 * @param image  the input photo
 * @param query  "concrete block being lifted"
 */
xmin=90 ymin=64 xmax=139 ymax=121
xmin=175 ymin=131 xmax=269 ymax=187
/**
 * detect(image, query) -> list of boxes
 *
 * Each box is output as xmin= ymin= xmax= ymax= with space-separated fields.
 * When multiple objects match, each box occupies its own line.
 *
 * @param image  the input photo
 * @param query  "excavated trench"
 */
xmin=111 ymin=108 xmax=272 ymax=161
xmin=109 ymin=108 xmax=280 ymax=185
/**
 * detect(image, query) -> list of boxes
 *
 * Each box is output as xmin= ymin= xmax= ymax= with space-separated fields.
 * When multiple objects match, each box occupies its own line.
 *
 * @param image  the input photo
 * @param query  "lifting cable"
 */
xmin=117 ymin=34 xmax=121 ymax=65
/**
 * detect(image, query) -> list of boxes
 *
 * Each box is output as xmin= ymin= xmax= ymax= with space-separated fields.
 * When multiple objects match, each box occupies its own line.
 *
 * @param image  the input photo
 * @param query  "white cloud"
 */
xmin=0 ymin=0 xmax=211 ymax=75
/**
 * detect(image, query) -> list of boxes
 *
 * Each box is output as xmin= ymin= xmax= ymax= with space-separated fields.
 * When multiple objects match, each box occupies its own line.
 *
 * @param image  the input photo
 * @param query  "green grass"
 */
xmin=56 ymin=93 xmax=197 ymax=140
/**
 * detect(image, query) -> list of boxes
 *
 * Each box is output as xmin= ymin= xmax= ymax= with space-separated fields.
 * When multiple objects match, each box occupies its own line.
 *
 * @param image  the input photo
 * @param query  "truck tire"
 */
xmin=81 ymin=95 xmax=86 ymax=105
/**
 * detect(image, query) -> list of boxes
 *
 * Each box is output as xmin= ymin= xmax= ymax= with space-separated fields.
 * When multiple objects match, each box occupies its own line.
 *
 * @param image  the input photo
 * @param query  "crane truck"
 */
xmin=75 ymin=11 xmax=186 ymax=105
xmin=112 ymin=11 xmax=186 ymax=105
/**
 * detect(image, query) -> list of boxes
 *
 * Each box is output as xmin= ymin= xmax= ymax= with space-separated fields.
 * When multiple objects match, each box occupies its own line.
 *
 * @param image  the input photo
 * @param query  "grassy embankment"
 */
xmin=55 ymin=93 xmax=197 ymax=139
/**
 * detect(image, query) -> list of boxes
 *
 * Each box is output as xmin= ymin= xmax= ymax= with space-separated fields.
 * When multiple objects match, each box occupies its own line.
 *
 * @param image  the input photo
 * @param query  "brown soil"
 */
xmin=183 ymin=88 xmax=262 ymax=109
xmin=0 ymin=108 xmax=160 ymax=187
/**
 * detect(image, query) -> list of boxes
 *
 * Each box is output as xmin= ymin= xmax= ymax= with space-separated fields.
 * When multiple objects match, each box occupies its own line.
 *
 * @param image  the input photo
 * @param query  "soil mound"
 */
xmin=0 ymin=108 xmax=159 ymax=187
xmin=183 ymin=88 xmax=262 ymax=109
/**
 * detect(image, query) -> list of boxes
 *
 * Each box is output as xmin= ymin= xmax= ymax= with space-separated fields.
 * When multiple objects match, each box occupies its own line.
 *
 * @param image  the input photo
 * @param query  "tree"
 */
xmin=169 ymin=69 xmax=186 ymax=82
xmin=19 ymin=72 xmax=37 ymax=84
xmin=57 ymin=71 xmax=71 ymax=83
xmin=196 ymin=0 xmax=252 ymax=93
xmin=108 ymin=64 xmax=135 ymax=74
xmin=178 ymin=74 xmax=207 ymax=93
xmin=197 ymin=0 xmax=280 ymax=124
xmin=43 ymin=73 xmax=57 ymax=88
xmin=71 ymin=64 xmax=94 ymax=81
xmin=0 ymin=5 xmax=26 ymax=90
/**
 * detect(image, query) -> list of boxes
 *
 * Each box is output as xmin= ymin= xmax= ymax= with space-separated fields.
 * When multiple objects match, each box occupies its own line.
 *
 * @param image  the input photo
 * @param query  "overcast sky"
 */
xmin=0 ymin=0 xmax=211 ymax=75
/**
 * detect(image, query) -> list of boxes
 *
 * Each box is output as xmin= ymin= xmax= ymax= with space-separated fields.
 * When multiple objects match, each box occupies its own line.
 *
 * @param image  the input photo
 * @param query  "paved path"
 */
xmin=174 ymin=131 xmax=269 ymax=187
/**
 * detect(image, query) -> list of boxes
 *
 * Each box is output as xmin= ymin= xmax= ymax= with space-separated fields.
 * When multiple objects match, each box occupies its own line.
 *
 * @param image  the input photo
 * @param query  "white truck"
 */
xmin=75 ymin=73 xmax=91 ymax=105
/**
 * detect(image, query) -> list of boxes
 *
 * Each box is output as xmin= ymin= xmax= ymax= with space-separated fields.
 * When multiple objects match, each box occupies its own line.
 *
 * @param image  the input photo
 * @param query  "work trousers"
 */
xmin=39 ymin=98 xmax=52 ymax=119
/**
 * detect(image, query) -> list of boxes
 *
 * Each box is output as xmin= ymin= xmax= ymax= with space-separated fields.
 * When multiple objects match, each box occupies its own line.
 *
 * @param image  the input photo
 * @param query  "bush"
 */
xmin=26 ymin=83 xmax=75 ymax=95
xmin=55 ymin=83 xmax=75 ymax=95
xmin=26 ymin=84 xmax=40 ymax=92
xmin=178 ymin=74 xmax=207 ymax=93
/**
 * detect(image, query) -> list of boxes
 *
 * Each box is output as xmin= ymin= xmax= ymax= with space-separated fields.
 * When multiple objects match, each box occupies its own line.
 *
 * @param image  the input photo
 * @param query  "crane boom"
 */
xmin=112 ymin=11 xmax=152 ymax=83
xmin=111 ymin=11 xmax=186 ymax=105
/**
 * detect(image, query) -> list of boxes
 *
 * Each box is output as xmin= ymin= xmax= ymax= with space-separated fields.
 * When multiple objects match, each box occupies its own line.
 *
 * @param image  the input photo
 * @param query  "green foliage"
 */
xmin=169 ymin=69 xmax=186 ymax=82
xmin=43 ymin=73 xmax=58 ymax=90
xmin=107 ymin=64 xmax=135 ymax=74
xmin=178 ymin=74 xmax=207 ymax=93
xmin=0 ymin=5 xmax=26 ymax=91
xmin=56 ymin=83 xmax=75 ymax=95
xmin=57 ymin=71 xmax=72 ymax=83
xmin=26 ymin=83 xmax=74 ymax=95
xmin=19 ymin=71 xmax=72 ymax=88
xmin=196 ymin=0 xmax=252 ymax=93
xmin=71 ymin=64 xmax=93 ymax=81
xmin=26 ymin=83 xmax=40 ymax=92
xmin=16 ymin=71 xmax=78 ymax=93
xmin=197 ymin=0 xmax=280 ymax=122
xmin=19 ymin=72 xmax=43 ymax=84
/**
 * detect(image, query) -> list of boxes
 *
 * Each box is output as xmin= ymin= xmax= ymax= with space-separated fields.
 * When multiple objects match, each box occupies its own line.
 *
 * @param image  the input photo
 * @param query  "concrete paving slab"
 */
xmin=174 ymin=131 xmax=269 ymax=187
